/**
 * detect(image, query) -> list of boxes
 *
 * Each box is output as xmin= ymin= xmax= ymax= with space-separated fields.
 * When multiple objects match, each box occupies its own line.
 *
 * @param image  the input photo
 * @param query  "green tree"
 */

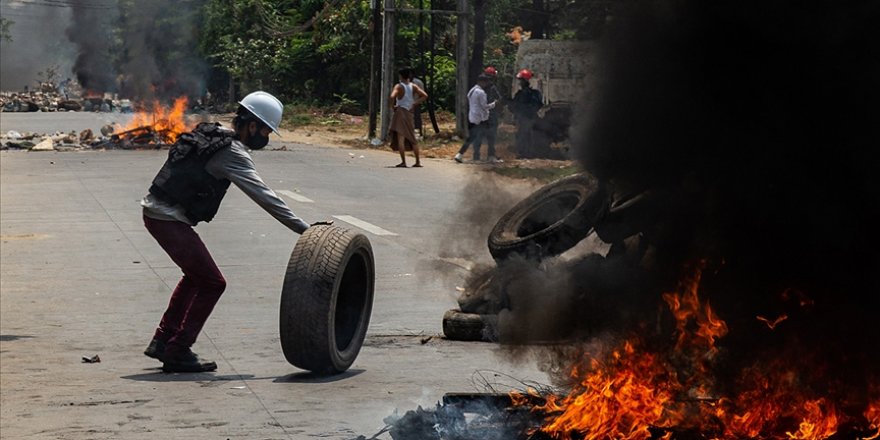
xmin=192 ymin=0 xmax=602 ymax=111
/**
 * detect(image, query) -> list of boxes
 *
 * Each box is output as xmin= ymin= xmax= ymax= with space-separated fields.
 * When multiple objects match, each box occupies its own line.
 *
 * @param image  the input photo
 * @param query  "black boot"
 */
xmin=143 ymin=339 xmax=167 ymax=362
xmin=162 ymin=348 xmax=217 ymax=373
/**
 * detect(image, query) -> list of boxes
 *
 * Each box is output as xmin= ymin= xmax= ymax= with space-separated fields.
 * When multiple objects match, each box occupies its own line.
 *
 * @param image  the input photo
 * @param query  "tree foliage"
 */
xmin=191 ymin=0 xmax=604 ymax=111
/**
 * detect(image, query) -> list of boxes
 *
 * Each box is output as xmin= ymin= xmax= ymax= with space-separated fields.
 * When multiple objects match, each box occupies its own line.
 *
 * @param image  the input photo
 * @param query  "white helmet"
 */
xmin=238 ymin=91 xmax=283 ymax=135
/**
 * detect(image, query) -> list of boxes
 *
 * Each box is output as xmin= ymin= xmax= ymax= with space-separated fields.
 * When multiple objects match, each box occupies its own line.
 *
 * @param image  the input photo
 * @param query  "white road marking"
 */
xmin=332 ymin=215 xmax=398 ymax=236
xmin=278 ymin=190 xmax=314 ymax=203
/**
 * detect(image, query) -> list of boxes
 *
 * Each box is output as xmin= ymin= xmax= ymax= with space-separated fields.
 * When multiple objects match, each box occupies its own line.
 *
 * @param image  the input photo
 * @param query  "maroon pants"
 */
xmin=144 ymin=215 xmax=226 ymax=351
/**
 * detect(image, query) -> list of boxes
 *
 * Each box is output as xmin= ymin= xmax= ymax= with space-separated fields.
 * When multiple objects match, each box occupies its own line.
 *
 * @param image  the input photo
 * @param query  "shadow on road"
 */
xmin=0 ymin=335 xmax=35 ymax=342
xmin=120 ymin=369 xmax=365 ymax=383
xmin=121 ymin=370 xmax=258 ymax=382
xmin=273 ymin=368 xmax=365 ymax=383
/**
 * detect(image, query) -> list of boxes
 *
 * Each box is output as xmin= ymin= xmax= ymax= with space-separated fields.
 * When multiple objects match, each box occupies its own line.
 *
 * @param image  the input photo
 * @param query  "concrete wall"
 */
xmin=514 ymin=39 xmax=596 ymax=106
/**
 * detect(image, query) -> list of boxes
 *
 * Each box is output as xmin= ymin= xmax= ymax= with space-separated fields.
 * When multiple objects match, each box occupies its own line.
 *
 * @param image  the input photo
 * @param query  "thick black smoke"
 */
xmin=0 ymin=2 xmax=77 ymax=90
xmin=66 ymin=1 xmax=117 ymax=92
xmin=568 ymin=0 xmax=880 ymax=404
xmin=65 ymin=0 xmax=206 ymax=99
xmin=114 ymin=0 xmax=207 ymax=99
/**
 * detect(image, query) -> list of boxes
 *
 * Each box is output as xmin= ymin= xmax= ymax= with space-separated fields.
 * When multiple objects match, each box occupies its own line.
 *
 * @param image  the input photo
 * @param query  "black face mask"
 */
xmin=247 ymin=132 xmax=270 ymax=150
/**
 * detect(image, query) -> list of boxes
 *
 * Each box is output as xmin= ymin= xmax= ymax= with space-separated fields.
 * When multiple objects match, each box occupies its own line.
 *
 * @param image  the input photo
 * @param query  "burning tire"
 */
xmin=442 ymin=309 xmax=498 ymax=342
xmin=280 ymin=225 xmax=375 ymax=374
xmin=594 ymin=190 xmax=653 ymax=244
xmin=488 ymin=173 xmax=608 ymax=261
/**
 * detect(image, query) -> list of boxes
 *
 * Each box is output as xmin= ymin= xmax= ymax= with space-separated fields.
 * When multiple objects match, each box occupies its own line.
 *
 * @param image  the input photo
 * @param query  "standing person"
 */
xmin=455 ymin=74 xmax=496 ymax=163
xmin=511 ymin=69 xmax=543 ymax=159
xmin=482 ymin=66 xmax=503 ymax=163
xmin=388 ymin=67 xmax=428 ymax=168
xmin=141 ymin=91 xmax=328 ymax=373
xmin=411 ymin=75 xmax=426 ymax=138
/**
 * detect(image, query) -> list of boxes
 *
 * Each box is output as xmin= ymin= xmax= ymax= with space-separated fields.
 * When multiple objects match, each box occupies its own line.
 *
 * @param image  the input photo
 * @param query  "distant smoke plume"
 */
xmin=114 ymin=0 xmax=207 ymax=99
xmin=0 ymin=2 xmax=77 ymax=90
xmin=64 ymin=0 xmax=206 ymax=99
xmin=66 ymin=0 xmax=117 ymax=92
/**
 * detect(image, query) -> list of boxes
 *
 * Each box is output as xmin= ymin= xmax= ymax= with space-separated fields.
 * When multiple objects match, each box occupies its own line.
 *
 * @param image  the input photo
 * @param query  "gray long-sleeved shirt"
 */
xmin=141 ymin=140 xmax=310 ymax=234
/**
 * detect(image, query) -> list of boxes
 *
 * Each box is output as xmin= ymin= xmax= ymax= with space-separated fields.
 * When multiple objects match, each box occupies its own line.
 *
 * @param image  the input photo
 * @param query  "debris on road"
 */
xmin=361 ymin=392 xmax=549 ymax=440
xmin=30 ymin=138 xmax=55 ymax=151
xmin=81 ymin=355 xmax=101 ymax=363
xmin=1 ymin=126 xmax=183 ymax=152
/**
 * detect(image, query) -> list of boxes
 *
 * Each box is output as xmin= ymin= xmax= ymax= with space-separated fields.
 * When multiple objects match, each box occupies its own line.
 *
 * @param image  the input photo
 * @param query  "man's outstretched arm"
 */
xmin=206 ymin=144 xmax=310 ymax=234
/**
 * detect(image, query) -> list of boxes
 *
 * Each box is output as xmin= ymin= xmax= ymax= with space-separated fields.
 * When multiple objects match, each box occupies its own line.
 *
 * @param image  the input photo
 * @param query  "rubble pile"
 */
xmin=1 ymin=124 xmax=174 ymax=151
xmin=1 ymin=90 xmax=134 ymax=113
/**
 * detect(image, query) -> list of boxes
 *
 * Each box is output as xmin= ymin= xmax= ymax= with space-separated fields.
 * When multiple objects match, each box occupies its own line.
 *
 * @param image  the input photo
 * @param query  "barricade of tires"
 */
xmin=443 ymin=173 xmax=652 ymax=342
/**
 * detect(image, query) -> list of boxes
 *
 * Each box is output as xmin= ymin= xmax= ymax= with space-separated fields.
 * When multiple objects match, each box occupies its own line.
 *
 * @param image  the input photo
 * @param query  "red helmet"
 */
xmin=484 ymin=66 xmax=497 ymax=77
xmin=516 ymin=69 xmax=533 ymax=80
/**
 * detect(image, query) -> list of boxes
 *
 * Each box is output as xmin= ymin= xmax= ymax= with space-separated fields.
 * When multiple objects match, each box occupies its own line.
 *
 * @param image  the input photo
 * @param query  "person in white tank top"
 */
xmin=396 ymin=82 xmax=415 ymax=111
xmin=389 ymin=68 xmax=428 ymax=167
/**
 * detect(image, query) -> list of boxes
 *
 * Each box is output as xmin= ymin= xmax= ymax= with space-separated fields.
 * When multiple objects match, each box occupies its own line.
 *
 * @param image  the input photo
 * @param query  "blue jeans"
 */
xmin=458 ymin=122 xmax=492 ymax=160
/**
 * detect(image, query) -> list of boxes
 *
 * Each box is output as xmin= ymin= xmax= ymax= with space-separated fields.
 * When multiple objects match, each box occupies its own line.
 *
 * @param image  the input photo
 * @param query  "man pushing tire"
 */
xmin=140 ymin=91 xmax=333 ymax=373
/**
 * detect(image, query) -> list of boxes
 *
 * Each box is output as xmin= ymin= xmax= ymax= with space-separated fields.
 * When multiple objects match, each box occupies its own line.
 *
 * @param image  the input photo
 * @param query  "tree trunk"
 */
xmin=368 ymin=0 xmax=382 ymax=138
xmin=531 ymin=0 xmax=548 ymax=39
xmin=469 ymin=0 xmax=487 ymax=87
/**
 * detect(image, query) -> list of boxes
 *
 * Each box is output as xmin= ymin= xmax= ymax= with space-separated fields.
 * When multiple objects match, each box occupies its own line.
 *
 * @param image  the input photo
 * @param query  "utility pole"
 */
xmin=455 ymin=0 xmax=469 ymax=137
xmin=368 ymin=0 xmax=382 ymax=139
xmin=379 ymin=0 xmax=396 ymax=141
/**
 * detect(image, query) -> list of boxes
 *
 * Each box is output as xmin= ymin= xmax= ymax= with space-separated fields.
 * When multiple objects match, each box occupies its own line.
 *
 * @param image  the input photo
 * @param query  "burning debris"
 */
xmin=2 ymin=97 xmax=196 ymax=151
xmin=384 ymin=262 xmax=880 ymax=439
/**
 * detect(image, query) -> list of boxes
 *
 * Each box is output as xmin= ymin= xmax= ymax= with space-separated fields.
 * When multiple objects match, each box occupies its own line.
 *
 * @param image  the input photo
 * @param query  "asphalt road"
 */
xmin=1 ymin=112 xmax=135 ymax=135
xmin=0 ymin=114 xmax=547 ymax=439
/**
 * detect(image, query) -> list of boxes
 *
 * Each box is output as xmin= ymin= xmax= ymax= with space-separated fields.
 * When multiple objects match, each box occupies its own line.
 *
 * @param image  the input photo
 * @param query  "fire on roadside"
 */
xmin=511 ymin=263 xmax=880 ymax=440
xmin=120 ymin=96 xmax=191 ymax=144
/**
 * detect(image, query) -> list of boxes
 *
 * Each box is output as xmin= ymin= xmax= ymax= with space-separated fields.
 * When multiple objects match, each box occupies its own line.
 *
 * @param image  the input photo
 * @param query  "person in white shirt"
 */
xmin=454 ymin=74 xmax=497 ymax=163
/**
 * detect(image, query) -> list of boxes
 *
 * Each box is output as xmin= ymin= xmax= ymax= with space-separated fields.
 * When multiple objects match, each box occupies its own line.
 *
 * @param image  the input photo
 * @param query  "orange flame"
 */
xmin=522 ymin=262 xmax=873 ymax=440
xmin=537 ymin=342 xmax=681 ymax=440
xmin=510 ymin=387 xmax=542 ymax=407
xmin=123 ymin=97 xmax=190 ymax=143
xmin=784 ymin=399 xmax=839 ymax=440
xmin=865 ymin=401 xmax=880 ymax=440
xmin=757 ymin=314 xmax=789 ymax=330
xmin=662 ymin=264 xmax=728 ymax=354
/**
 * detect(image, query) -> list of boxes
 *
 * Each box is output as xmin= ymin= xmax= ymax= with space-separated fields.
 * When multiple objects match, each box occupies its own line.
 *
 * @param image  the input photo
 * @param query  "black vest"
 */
xmin=148 ymin=122 xmax=234 ymax=224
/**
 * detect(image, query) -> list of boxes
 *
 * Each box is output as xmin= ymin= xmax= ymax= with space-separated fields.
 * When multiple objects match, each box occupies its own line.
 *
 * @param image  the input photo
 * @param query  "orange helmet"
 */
xmin=484 ymin=66 xmax=497 ymax=77
xmin=516 ymin=69 xmax=533 ymax=80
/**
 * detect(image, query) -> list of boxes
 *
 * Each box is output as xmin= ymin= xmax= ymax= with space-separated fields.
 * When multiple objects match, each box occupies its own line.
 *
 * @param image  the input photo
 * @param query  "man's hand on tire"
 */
xmin=310 ymin=220 xmax=334 ymax=227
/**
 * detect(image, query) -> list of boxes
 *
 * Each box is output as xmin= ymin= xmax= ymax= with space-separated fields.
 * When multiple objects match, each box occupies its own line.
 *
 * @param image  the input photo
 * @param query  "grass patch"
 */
xmin=282 ymin=104 xmax=317 ymax=127
xmin=489 ymin=164 xmax=581 ymax=182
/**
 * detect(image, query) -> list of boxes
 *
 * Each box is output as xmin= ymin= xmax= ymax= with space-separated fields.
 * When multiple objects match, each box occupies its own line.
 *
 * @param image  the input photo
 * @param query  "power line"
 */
xmin=7 ymin=0 xmax=116 ymax=10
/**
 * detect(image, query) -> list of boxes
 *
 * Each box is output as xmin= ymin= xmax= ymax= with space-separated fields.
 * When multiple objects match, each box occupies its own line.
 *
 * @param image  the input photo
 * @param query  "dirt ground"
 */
xmin=274 ymin=111 xmax=579 ymax=182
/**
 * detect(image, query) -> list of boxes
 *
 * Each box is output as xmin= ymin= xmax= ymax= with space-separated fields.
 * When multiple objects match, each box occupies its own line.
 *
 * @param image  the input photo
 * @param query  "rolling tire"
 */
xmin=442 ymin=309 xmax=498 ymax=342
xmin=488 ymin=173 xmax=608 ymax=261
xmin=280 ymin=225 xmax=375 ymax=374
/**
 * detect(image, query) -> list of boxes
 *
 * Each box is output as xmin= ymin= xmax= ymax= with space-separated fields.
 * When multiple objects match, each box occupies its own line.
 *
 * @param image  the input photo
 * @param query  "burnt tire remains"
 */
xmin=280 ymin=225 xmax=375 ymax=374
xmin=442 ymin=309 xmax=498 ymax=342
xmin=488 ymin=173 xmax=607 ymax=261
